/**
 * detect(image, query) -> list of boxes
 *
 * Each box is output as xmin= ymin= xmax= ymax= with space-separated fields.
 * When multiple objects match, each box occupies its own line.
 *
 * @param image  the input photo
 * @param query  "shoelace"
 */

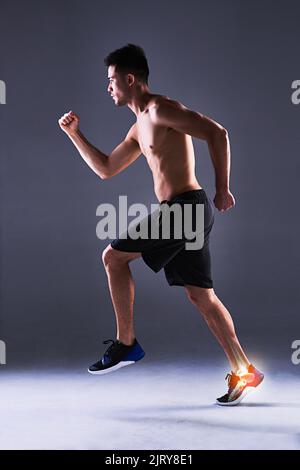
xmin=102 ymin=339 xmax=120 ymax=359
xmin=225 ymin=372 xmax=247 ymax=389
xmin=225 ymin=372 xmax=236 ymax=387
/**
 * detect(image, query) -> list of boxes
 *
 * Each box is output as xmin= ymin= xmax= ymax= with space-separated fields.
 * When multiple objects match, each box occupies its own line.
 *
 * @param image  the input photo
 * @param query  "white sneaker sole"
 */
xmin=87 ymin=360 xmax=135 ymax=375
xmin=215 ymin=386 xmax=257 ymax=406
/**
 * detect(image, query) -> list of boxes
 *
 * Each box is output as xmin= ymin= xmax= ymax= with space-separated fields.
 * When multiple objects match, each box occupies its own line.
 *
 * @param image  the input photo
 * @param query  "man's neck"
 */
xmin=127 ymin=90 xmax=153 ymax=117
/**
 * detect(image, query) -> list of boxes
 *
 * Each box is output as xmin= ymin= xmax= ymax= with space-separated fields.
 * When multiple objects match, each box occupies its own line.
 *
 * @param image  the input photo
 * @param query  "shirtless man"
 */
xmin=58 ymin=44 xmax=264 ymax=405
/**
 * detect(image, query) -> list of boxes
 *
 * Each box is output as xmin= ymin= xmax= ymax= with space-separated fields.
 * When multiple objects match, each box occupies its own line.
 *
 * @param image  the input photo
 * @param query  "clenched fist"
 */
xmin=213 ymin=189 xmax=236 ymax=212
xmin=58 ymin=110 xmax=79 ymax=136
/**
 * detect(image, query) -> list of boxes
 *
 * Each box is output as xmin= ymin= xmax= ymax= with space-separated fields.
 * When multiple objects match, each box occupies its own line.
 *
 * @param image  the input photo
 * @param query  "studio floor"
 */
xmin=0 ymin=361 xmax=299 ymax=450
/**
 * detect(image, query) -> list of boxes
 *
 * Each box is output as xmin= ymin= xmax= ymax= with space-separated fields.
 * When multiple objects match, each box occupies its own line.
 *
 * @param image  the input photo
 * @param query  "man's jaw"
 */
xmin=112 ymin=96 xmax=127 ymax=107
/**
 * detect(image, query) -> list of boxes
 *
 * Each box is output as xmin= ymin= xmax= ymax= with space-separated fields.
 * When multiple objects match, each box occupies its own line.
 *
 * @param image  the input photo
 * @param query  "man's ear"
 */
xmin=126 ymin=73 xmax=135 ymax=87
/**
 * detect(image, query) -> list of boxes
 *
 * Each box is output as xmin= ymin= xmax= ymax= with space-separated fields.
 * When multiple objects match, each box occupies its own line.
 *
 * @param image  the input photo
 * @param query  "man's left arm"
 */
xmin=152 ymin=99 xmax=235 ymax=211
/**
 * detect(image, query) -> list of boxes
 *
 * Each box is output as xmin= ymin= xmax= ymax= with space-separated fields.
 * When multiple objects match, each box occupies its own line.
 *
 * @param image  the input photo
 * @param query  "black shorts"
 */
xmin=111 ymin=189 xmax=215 ymax=288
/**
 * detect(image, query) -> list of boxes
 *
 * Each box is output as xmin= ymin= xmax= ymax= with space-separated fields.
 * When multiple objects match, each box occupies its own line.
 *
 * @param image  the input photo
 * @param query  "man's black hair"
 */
xmin=104 ymin=44 xmax=149 ymax=85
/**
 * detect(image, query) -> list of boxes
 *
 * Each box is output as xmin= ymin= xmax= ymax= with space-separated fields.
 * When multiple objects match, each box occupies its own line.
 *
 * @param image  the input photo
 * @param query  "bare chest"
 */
xmin=135 ymin=111 xmax=170 ymax=157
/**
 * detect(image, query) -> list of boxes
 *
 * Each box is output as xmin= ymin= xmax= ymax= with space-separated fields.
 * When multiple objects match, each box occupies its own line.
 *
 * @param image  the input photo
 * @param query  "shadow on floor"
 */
xmin=113 ymin=402 xmax=300 ymax=439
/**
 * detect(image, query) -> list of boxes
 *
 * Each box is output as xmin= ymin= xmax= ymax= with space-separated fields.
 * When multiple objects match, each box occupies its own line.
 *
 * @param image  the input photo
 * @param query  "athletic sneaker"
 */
xmin=216 ymin=363 xmax=264 ymax=406
xmin=88 ymin=338 xmax=145 ymax=375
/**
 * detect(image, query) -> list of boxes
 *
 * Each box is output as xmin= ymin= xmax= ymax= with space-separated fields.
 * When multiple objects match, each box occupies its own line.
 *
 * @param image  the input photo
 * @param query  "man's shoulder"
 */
xmin=126 ymin=122 xmax=139 ymax=142
xmin=149 ymin=95 xmax=187 ymax=123
xmin=150 ymin=94 xmax=173 ymax=109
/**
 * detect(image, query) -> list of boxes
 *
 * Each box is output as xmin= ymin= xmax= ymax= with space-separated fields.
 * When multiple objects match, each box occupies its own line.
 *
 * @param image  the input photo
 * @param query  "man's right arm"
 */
xmin=58 ymin=111 xmax=141 ymax=179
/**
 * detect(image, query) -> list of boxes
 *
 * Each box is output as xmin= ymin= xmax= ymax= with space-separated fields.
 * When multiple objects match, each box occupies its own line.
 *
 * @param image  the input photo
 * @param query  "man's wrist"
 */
xmin=67 ymin=129 xmax=80 ymax=139
xmin=216 ymin=186 xmax=229 ymax=194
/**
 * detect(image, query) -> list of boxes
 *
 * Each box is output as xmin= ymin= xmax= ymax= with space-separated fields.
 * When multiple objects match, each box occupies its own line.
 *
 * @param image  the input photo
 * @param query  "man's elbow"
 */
xmin=209 ymin=125 xmax=228 ymax=142
xmin=99 ymin=173 xmax=110 ymax=180
xmin=98 ymin=163 xmax=113 ymax=180
xmin=221 ymin=126 xmax=228 ymax=138
xmin=216 ymin=126 xmax=228 ymax=138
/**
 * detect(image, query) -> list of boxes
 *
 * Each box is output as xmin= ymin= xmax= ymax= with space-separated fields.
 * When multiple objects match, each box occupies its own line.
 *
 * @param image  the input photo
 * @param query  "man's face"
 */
xmin=107 ymin=65 xmax=130 ymax=106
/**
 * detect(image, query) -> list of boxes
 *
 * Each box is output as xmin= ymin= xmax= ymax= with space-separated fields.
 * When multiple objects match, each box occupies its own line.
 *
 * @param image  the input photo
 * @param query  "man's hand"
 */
xmin=58 ymin=110 xmax=79 ymax=136
xmin=213 ymin=189 xmax=235 ymax=212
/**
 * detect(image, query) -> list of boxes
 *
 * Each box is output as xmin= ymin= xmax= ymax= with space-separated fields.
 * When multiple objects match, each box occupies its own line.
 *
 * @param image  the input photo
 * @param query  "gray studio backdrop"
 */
xmin=0 ymin=0 xmax=299 ymax=369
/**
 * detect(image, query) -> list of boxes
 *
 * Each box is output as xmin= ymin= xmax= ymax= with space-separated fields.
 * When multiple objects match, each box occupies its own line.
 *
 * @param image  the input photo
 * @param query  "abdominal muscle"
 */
xmin=153 ymin=172 xmax=202 ymax=203
xmin=144 ymin=134 xmax=202 ymax=203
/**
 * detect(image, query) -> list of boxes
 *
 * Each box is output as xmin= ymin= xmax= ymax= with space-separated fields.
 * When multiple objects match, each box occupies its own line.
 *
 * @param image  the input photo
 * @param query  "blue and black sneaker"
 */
xmin=88 ymin=338 xmax=145 ymax=375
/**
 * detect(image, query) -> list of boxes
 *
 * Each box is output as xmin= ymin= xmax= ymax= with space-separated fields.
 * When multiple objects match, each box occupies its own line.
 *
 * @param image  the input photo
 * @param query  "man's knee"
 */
xmin=102 ymin=245 xmax=120 ymax=269
xmin=184 ymin=285 xmax=216 ymax=311
xmin=102 ymin=244 xmax=141 ymax=269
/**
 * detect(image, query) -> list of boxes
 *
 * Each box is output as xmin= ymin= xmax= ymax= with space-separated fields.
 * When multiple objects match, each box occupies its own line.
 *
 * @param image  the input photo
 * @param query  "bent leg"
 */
xmin=184 ymin=285 xmax=250 ymax=373
xmin=102 ymin=244 xmax=141 ymax=346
